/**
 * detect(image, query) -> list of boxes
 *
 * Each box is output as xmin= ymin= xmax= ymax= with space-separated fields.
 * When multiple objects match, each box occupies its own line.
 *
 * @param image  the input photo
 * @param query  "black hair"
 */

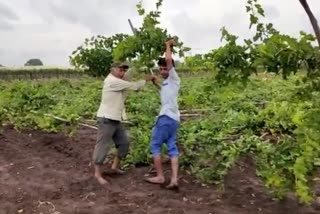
xmin=157 ymin=57 xmax=175 ymax=67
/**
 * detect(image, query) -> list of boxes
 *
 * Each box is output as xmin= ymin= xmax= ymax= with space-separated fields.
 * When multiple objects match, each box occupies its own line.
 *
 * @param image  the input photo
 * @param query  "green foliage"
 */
xmin=291 ymin=96 xmax=320 ymax=203
xmin=0 ymin=79 xmax=100 ymax=132
xmin=212 ymin=27 xmax=256 ymax=85
xmin=177 ymin=54 xmax=215 ymax=72
xmin=70 ymin=0 xmax=190 ymax=77
xmin=255 ymin=32 xmax=318 ymax=79
xmin=200 ymin=0 xmax=319 ymax=86
xmin=113 ymin=0 xmax=190 ymax=68
xmin=2 ymin=73 xmax=320 ymax=204
xmin=69 ymin=34 xmax=128 ymax=77
xmin=177 ymin=0 xmax=280 ymax=78
xmin=246 ymin=0 xmax=278 ymax=41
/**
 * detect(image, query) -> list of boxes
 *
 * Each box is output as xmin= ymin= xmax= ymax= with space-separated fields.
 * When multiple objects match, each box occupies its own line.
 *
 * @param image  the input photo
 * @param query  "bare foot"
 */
xmin=95 ymin=175 xmax=109 ymax=185
xmin=166 ymin=182 xmax=179 ymax=190
xmin=145 ymin=176 xmax=165 ymax=184
xmin=110 ymin=168 xmax=125 ymax=175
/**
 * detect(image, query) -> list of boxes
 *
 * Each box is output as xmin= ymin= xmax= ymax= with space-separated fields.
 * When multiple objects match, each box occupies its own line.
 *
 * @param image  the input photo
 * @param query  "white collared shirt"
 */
xmin=159 ymin=67 xmax=180 ymax=122
xmin=97 ymin=73 xmax=146 ymax=121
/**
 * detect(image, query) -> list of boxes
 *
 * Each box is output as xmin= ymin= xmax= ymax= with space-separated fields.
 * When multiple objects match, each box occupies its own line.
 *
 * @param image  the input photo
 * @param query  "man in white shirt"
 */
xmin=145 ymin=39 xmax=181 ymax=190
xmin=93 ymin=62 xmax=154 ymax=185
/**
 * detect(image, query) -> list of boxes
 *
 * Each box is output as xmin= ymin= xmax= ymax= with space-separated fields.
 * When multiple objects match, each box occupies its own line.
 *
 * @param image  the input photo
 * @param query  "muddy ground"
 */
xmin=0 ymin=125 xmax=319 ymax=214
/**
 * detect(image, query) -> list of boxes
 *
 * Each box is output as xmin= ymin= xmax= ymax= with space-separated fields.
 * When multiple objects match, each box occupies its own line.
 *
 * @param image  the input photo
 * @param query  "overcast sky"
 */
xmin=0 ymin=0 xmax=320 ymax=67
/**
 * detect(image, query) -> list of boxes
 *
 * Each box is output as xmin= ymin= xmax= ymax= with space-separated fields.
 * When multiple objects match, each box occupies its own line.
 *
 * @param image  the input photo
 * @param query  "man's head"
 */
xmin=157 ymin=57 xmax=175 ymax=79
xmin=110 ymin=62 xmax=129 ymax=79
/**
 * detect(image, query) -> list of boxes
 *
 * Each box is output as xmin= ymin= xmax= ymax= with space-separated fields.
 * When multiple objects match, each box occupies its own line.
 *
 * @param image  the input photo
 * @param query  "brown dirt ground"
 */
xmin=0 ymin=125 xmax=319 ymax=214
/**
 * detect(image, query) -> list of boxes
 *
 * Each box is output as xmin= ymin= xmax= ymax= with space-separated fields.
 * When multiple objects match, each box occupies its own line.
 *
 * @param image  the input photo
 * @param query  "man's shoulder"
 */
xmin=105 ymin=73 xmax=123 ymax=83
xmin=104 ymin=74 xmax=112 ymax=81
xmin=103 ymin=74 xmax=121 ymax=89
xmin=169 ymin=67 xmax=176 ymax=72
xmin=169 ymin=67 xmax=180 ymax=79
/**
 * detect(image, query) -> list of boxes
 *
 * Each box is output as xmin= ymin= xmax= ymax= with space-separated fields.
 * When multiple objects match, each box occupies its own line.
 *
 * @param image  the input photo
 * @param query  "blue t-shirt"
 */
xmin=159 ymin=67 xmax=180 ymax=122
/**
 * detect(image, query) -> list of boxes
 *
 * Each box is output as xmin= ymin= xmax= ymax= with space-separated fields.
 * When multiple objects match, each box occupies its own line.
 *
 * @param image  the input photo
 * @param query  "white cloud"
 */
xmin=0 ymin=0 xmax=319 ymax=66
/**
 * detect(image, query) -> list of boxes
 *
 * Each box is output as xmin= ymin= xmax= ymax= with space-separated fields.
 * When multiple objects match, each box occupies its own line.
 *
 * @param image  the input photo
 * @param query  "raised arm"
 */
xmin=108 ymin=74 xmax=155 ymax=91
xmin=110 ymin=79 xmax=145 ymax=91
xmin=165 ymin=39 xmax=180 ymax=83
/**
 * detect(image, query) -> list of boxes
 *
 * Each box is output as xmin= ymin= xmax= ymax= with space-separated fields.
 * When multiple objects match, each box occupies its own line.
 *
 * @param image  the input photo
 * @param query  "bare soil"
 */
xmin=0 ymin=125 xmax=318 ymax=214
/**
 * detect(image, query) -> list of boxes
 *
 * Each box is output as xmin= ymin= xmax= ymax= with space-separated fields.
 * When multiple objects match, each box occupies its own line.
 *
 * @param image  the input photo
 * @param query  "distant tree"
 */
xmin=24 ymin=58 xmax=43 ymax=66
xmin=0 ymin=64 xmax=4 ymax=67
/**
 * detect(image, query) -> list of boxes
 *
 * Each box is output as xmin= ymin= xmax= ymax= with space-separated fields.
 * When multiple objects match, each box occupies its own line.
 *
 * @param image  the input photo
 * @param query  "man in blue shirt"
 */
xmin=146 ymin=39 xmax=180 ymax=189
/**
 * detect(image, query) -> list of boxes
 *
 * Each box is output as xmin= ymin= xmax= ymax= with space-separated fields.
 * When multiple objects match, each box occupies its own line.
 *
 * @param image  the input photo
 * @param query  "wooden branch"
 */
xmin=45 ymin=114 xmax=134 ymax=130
xmin=180 ymin=113 xmax=201 ymax=117
xmin=44 ymin=114 xmax=98 ymax=130
xmin=179 ymin=108 xmax=217 ymax=113
xmin=299 ymin=0 xmax=320 ymax=47
xmin=84 ymin=119 xmax=133 ymax=125
xmin=128 ymin=19 xmax=138 ymax=35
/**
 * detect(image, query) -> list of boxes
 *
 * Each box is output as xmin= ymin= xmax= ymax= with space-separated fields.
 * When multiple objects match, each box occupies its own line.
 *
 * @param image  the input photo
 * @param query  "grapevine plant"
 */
xmin=113 ymin=0 xmax=190 ymax=69
xmin=213 ymin=0 xmax=320 ymax=203
xmin=70 ymin=0 xmax=190 ymax=77
xmin=202 ymin=0 xmax=320 ymax=84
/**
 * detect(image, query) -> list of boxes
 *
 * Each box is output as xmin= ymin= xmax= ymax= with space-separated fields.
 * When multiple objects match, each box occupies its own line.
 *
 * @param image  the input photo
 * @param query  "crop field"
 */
xmin=1 ymin=72 xmax=320 ymax=213
xmin=1 ymin=0 xmax=320 ymax=213
xmin=0 ymin=67 xmax=85 ymax=80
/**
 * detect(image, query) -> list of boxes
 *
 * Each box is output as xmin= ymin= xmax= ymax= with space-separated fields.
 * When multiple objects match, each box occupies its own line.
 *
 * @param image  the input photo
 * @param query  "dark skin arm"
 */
xmin=165 ymin=39 xmax=175 ymax=70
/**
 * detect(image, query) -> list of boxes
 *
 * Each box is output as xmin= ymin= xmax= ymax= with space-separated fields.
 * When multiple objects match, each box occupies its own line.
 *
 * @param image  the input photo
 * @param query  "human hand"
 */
xmin=151 ymin=75 xmax=160 ymax=84
xmin=165 ymin=38 xmax=176 ymax=47
xmin=145 ymin=75 xmax=156 ymax=81
xmin=151 ymin=76 xmax=161 ymax=89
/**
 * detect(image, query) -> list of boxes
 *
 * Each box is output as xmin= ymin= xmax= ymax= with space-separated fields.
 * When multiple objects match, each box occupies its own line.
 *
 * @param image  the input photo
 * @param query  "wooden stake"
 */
xmin=44 ymin=114 xmax=133 ymax=130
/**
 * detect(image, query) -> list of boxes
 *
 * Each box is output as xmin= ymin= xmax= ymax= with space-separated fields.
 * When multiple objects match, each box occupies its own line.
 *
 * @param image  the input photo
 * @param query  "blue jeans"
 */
xmin=150 ymin=115 xmax=179 ymax=158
